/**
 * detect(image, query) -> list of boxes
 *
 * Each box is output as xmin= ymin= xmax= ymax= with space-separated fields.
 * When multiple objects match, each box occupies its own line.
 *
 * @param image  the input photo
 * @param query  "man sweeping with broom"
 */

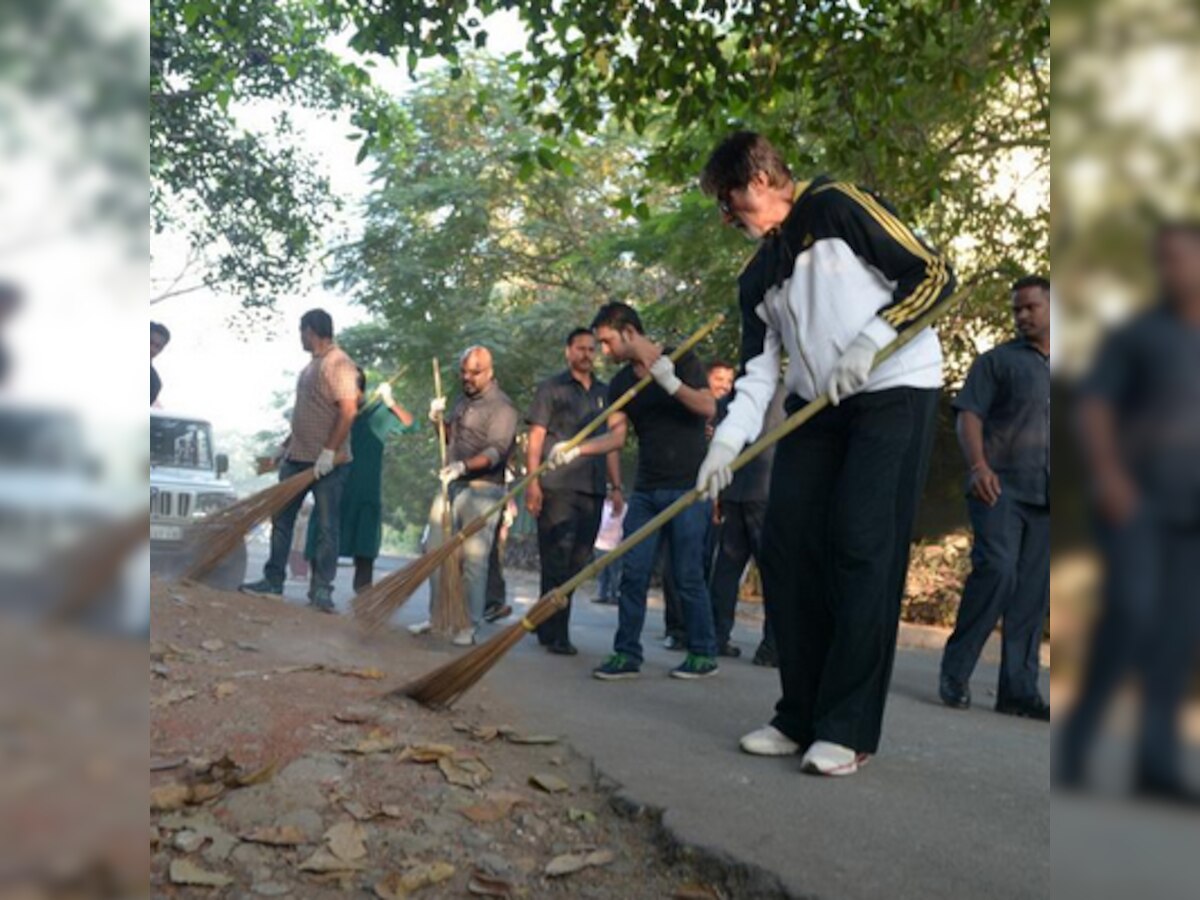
xmin=548 ymin=302 xmax=721 ymax=680
xmin=695 ymin=132 xmax=954 ymax=776
xmin=240 ymin=308 xmax=359 ymax=612
xmin=421 ymin=346 xmax=519 ymax=647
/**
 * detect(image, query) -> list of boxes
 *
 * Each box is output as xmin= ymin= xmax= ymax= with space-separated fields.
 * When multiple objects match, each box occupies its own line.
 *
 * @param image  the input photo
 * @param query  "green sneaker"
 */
xmin=592 ymin=653 xmax=641 ymax=681
xmin=670 ymin=654 xmax=719 ymax=680
xmin=239 ymin=578 xmax=282 ymax=598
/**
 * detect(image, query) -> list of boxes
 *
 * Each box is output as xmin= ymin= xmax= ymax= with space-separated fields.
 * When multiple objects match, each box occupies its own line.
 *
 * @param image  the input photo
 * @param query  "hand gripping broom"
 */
xmin=397 ymin=299 xmax=954 ymax=708
xmin=351 ymin=313 xmax=726 ymax=632
xmin=427 ymin=358 xmax=470 ymax=635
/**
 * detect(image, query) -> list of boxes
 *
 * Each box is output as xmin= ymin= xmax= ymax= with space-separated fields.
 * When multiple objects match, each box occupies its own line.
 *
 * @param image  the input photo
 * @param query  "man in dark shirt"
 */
xmin=940 ymin=276 xmax=1052 ymax=719
xmin=549 ymin=302 xmax=720 ymax=680
xmin=526 ymin=328 xmax=624 ymax=655
xmin=427 ymin=345 xmax=519 ymax=646
xmin=1057 ymin=222 xmax=1200 ymax=801
xmin=709 ymin=383 xmax=787 ymax=662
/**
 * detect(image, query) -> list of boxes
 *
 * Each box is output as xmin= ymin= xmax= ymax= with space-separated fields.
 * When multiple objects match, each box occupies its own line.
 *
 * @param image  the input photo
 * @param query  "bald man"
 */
xmin=426 ymin=346 xmax=519 ymax=645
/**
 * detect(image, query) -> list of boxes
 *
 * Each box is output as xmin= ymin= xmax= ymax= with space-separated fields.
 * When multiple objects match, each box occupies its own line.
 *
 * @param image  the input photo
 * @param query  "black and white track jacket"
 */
xmin=717 ymin=175 xmax=955 ymax=450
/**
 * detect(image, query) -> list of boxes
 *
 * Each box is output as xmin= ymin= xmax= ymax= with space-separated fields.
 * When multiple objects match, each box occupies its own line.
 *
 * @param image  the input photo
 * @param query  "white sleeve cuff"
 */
xmin=860 ymin=315 xmax=899 ymax=350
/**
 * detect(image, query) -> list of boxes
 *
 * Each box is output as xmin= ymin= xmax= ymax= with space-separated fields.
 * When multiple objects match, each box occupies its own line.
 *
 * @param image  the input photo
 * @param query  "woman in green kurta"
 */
xmin=306 ymin=374 xmax=417 ymax=590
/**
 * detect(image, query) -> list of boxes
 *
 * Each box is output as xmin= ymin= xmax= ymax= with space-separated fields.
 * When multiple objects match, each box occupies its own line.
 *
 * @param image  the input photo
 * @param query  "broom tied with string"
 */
xmin=352 ymin=313 xmax=727 ymax=632
xmin=176 ymin=364 xmax=410 ymax=583
xmin=428 ymin=357 xmax=470 ymax=635
xmin=398 ymin=298 xmax=957 ymax=708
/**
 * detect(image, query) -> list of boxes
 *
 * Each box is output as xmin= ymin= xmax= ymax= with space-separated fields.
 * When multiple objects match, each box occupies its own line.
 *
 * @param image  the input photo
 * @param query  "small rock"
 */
xmin=172 ymin=830 xmax=206 ymax=853
xmin=528 ymin=773 xmax=569 ymax=794
xmin=201 ymin=638 xmax=225 ymax=652
xmin=474 ymin=853 xmax=515 ymax=878
xmin=461 ymin=827 xmax=493 ymax=849
xmin=169 ymin=859 xmax=232 ymax=887
xmin=252 ymin=883 xmax=291 ymax=897
xmin=235 ymin=640 xmax=260 ymax=652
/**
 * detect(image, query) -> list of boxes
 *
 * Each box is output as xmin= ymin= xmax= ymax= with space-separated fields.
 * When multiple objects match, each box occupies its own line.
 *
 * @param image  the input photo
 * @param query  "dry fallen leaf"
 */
xmin=298 ymin=849 xmax=365 ymax=873
xmin=235 ymin=760 xmax=280 ymax=787
xmin=584 ymin=849 xmax=614 ymax=868
xmin=458 ymin=792 xmax=524 ymax=824
xmin=528 ymin=773 xmax=568 ymax=794
xmin=189 ymin=782 xmax=225 ymax=804
xmin=467 ymin=870 xmax=515 ymax=897
xmin=344 ymin=730 xmax=400 ymax=755
xmin=674 ymin=885 xmax=723 ymax=900
xmin=334 ymin=666 xmax=385 ymax=680
xmin=200 ymin=639 xmax=225 ymax=652
xmin=324 ymin=821 xmax=367 ymax=862
xmin=169 ymin=859 xmax=233 ymax=887
xmin=150 ymin=687 xmax=197 ymax=709
xmin=150 ymin=783 xmax=192 ymax=811
xmin=439 ymin=755 xmax=492 ymax=789
xmin=214 ymin=682 xmax=238 ymax=699
xmin=505 ymin=733 xmax=559 ymax=745
xmin=544 ymin=853 xmax=589 ymax=877
xmin=375 ymin=862 xmax=455 ymax=898
xmin=341 ymin=800 xmax=372 ymax=821
xmin=403 ymin=743 xmax=456 ymax=763
xmin=567 ymin=807 xmax=595 ymax=824
xmin=241 ymin=826 xmax=307 ymax=846
xmin=379 ymin=805 xmax=403 ymax=819
xmin=333 ymin=710 xmax=375 ymax=724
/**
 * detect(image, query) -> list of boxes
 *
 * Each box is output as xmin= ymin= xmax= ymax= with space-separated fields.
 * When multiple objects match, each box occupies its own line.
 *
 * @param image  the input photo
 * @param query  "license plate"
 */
xmin=150 ymin=524 xmax=182 ymax=541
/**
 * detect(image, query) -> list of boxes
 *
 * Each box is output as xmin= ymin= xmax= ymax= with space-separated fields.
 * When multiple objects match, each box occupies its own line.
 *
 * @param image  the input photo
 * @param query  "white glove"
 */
xmin=314 ymin=448 xmax=336 ymax=479
xmin=378 ymin=382 xmax=394 ymax=406
xmin=438 ymin=460 xmax=467 ymax=485
xmin=695 ymin=434 xmax=740 ymax=501
xmin=545 ymin=442 xmax=582 ymax=471
xmin=827 ymin=333 xmax=880 ymax=406
xmin=649 ymin=355 xmax=682 ymax=395
xmin=428 ymin=396 xmax=447 ymax=422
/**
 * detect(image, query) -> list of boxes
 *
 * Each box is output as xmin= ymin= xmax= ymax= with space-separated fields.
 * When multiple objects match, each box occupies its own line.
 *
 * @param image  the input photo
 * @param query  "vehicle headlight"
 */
xmin=195 ymin=492 xmax=236 ymax=516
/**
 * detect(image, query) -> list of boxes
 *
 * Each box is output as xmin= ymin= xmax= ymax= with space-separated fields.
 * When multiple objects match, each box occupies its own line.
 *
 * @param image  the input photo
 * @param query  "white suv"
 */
xmin=149 ymin=410 xmax=246 ymax=589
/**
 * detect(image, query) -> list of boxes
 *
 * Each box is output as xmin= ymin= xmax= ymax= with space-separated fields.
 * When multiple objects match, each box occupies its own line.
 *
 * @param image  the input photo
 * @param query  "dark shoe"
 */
xmin=670 ymin=654 xmax=719 ymax=680
xmin=662 ymin=634 xmax=686 ymax=652
xmin=717 ymin=643 xmax=742 ymax=659
xmin=591 ymin=595 xmax=617 ymax=605
xmin=483 ymin=603 xmax=513 ymax=623
xmin=939 ymin=674 xmax=971 ymax=710
xmin=547 ymin=642 xmax=579 ymax=656
xmin=307 ymin=587 xmax=336 ymax=614
xmin=995 ymin=695 xmax=1050 ymax=721
xmin=592 ymin=653 xmax=641 ymax=680
xmin=752 ymin=644 xmax=778 ymax=668
xmin=239 ymin=578 xmax=283 ymax=598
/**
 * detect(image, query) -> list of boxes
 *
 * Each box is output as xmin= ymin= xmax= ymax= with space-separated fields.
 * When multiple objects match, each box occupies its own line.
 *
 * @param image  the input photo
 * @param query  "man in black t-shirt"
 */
xmin=526 ymin=328 xmax=624 ymax=655
xmin=547 ymin=302 xmax=720 ymax=680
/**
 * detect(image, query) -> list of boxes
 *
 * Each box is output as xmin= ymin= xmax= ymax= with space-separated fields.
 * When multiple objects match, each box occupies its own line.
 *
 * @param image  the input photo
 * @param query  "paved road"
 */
xmin=250 ymin=543 xmax=1050 ymax=899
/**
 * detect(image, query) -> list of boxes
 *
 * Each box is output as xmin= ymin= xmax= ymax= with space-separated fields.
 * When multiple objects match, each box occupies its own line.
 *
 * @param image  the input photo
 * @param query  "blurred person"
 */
xmin=939 ymin=276 xmax=1052 ymax=719
xmin=240 ymin=309 xmax=357 ymax=612
xmin=593 ymin=488 xmax=627 ymax=605
xmin=426 ymin=345 xmax=519 ymax=646
xmin=548 ymin=301 xmax=720 ymax=681
xmin=709 ymin=383 xmax=788 ymax=661
xmin=0 ymin=281 xmax=21 ymax=386
xmin=696 ymin=131 xmax=952 ymax=775
xmin=524 ymin=328 xmax=623 ymax=654
xmin=1057 ymin=223 xmax=1200 ymax=803
xmin=304 ymin=367 xmax=416 ymax=591
xmin=150 ymin=321 xmax=170 ymax=406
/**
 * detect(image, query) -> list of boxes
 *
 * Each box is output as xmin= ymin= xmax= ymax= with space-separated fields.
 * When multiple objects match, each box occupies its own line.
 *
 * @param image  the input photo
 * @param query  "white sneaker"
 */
xmin=407 ymin=620 xmax=432 ymax=636
xmin=451 ymin=628 xmax=476 ymax=647
xmin=739 ymin=725 xmax=801 ymax=756
xmin=800 ymin=740 xmax=870 ymax=776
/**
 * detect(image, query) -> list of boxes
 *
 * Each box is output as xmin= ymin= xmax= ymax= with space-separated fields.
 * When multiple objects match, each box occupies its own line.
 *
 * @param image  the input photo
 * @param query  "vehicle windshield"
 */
xmin=0 ymin=409 xmax=85 ymax=471
xmin=150 ymin=417 xmax=214 ymax=471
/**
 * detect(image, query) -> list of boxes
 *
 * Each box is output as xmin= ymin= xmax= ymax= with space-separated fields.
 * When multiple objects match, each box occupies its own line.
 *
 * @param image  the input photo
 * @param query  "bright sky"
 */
xmin=150 ymin=11 xmax=527 ymax=443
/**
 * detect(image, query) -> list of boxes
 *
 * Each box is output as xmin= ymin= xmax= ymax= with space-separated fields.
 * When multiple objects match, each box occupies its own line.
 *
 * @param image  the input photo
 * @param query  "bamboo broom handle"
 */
xmin=432 ymin=358 xmax=456 ymax=541
xmin=523 ymin=299 xmax=957 ymax=616
xmin=435 ymin=313 xmax=726 ymax=554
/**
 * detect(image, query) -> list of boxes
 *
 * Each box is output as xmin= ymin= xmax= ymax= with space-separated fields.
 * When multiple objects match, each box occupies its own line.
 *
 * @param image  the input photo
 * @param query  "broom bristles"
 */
xmin=179 ymin=468 xmax=317 ymax=581
xmin=352 ymin=516 xmax=486 ymax=632
xmin=398 ymin=593 xmax=566 ymax=708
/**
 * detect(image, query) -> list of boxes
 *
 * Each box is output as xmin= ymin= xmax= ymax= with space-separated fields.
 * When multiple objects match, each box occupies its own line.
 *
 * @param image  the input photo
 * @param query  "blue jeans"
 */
xmin=425 ymin=481 xmax=506 ymax=625
xmin=263 ymin=458 xmax=347 ymax=594
xmin=597 ymin=550 xmax=623 ymax=600
xmin=614 ymin=488 xmax=718 ymax=662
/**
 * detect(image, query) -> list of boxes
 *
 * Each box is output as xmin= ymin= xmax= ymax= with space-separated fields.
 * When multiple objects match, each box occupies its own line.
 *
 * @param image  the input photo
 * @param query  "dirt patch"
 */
xmin=150 ymin=580 xmax=732 ymax=898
